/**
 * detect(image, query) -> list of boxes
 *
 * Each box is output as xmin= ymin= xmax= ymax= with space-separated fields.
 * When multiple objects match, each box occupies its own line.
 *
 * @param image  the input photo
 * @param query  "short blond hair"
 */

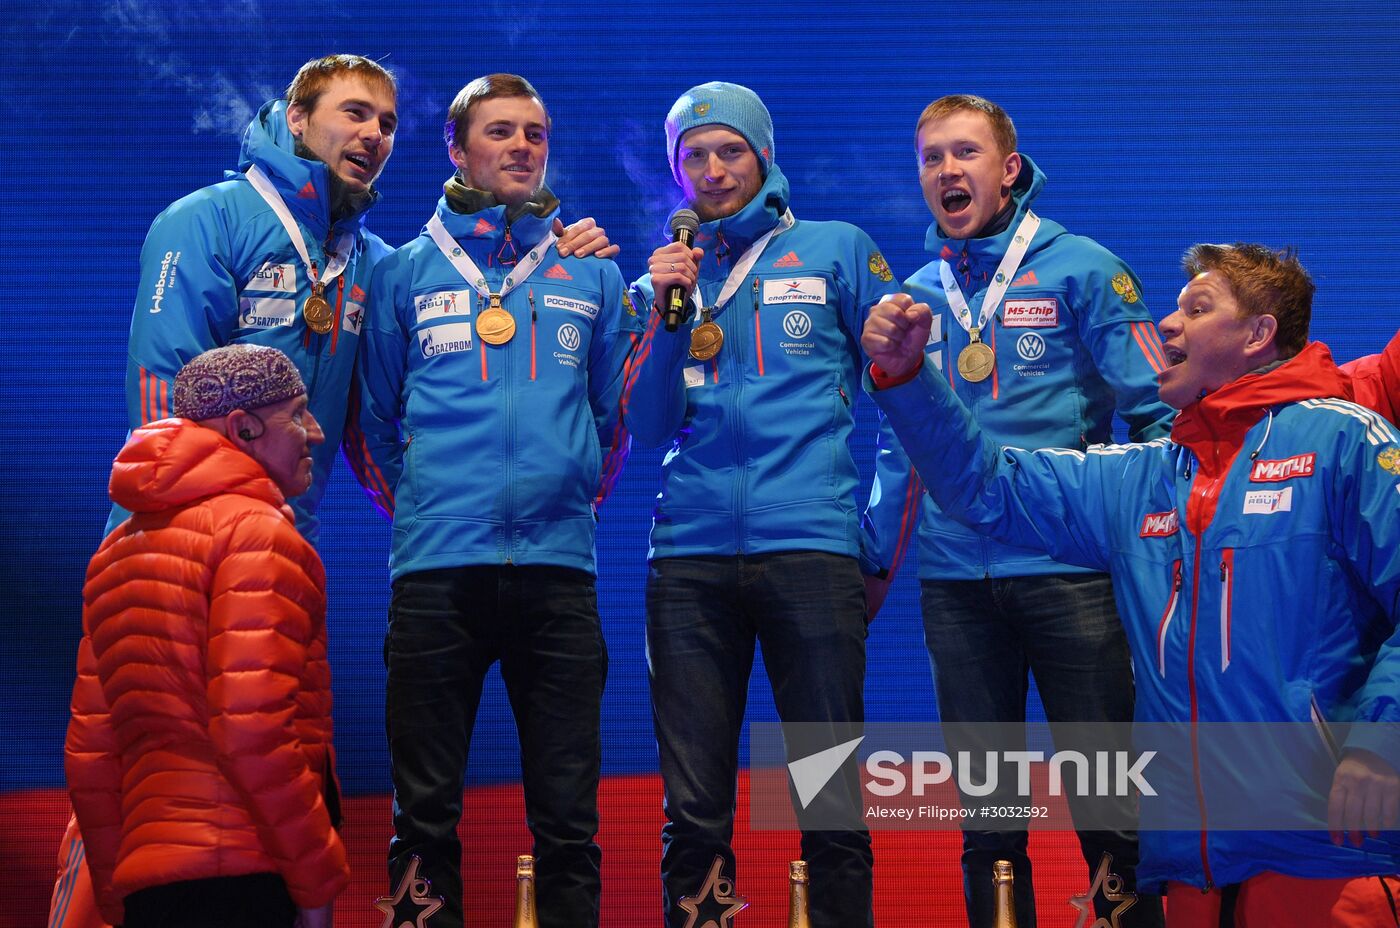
xmin=915 ymin=94 xmax=1016 ymax=157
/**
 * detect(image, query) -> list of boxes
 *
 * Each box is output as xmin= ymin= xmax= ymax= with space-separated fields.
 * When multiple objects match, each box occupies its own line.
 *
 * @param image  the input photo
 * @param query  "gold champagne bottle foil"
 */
xmin=992 ymin=859 xmax=1018 ymax=928
xmin=512 ymin=854 xmax=538 ymax=928
xmin=787 ymin=859 xmax=811 ymax=928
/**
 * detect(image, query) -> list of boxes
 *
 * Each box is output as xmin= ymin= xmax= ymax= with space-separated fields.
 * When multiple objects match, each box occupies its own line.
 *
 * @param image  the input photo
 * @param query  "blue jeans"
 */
xmin=385 ymin=565 xmax=606 ymax=928
xmin=647 ymin=552 xmax=873 ymax=928
xmin=921 ymin=574 xmax=1163 ymax=928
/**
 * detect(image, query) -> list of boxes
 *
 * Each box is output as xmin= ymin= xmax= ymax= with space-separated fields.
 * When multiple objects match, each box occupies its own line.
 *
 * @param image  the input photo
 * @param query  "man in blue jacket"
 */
xmin=627 ymin=81 xmax=896 ymax=928
xmin=119 ymin=53 xmax=399 ymax=542
xmin=863 ymin=242 xmax=1400 ymax=925
xmin=862 ymin=94 xmax=1171 ymax=927
xmin=351 ymin=73 xmax=640 ymax=928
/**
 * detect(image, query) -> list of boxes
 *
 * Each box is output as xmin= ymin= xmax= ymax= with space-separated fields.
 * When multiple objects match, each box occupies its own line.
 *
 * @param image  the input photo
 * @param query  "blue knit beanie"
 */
xmin=665 ymin=82 xmax=774 ymax=187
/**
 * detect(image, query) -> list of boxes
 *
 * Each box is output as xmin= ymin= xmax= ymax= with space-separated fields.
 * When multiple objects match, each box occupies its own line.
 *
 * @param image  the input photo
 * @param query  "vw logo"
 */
xmin=1016 ymin=332 xmax=1046 ymax=362
xmin=557 ymin=323 xmax=581 ymax=352
xmin=783 ymin=311 xmax=812 ymax=339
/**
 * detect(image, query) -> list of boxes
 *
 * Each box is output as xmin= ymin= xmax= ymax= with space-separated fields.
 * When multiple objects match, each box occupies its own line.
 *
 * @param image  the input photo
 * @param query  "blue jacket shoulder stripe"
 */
xmin=1298 ymin=398 xmax=1398 ymax=445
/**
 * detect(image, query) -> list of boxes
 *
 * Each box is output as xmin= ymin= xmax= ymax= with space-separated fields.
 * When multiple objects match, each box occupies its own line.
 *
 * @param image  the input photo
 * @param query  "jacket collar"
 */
xmin=110 ymin=419 xmax=290 ymax=521
xmin=1170 ymin=341 xmax=1351 ymax=461
xmin=431 ymin=180 xmax=560 ymax=271
xmin=235 ymin=99 xmax=378 ymax=241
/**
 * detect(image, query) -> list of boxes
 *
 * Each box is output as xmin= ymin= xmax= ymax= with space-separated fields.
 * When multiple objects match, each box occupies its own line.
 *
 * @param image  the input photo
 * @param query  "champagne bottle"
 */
xmin=992 ymin=859 xmax=1018 ymax=928
xmin=787 ymin=859 xmax=811 ymax=928
xmin=512 ymin=854 xmax=538 ymax=928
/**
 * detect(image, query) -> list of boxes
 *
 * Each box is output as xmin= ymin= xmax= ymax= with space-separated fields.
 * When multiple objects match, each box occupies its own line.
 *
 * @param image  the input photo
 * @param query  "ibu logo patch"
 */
xmin=1139 ymin=510 xmax=1179 ymax=537
xmin=415 ymin=289 xmax=473 ymax=323
xmin=1243 ymin=486 xmax=1293 ymax=515
xmin=1002 ymin=298 xmax=1058 ymax=328
xmin=250 ymin=261 xmax=297 ymax=294
xmin=763 ymin=277 xmax=826 ymax=305
xmin=1250 ymin=453 xmax=1316 ymax=482
xmin=420 ymin=321 xmax=473 ymax=357
xmin=238 ymin=296 xmax=296 ymax=329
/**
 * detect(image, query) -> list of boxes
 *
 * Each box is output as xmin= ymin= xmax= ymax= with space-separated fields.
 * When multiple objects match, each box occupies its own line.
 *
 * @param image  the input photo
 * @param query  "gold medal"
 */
xmin=303 ymin=287 xmax=334 ymax=335
xmin=957 ymin=331 xmax=996 ymax=383
xmin=689 ymin=310 xmax=724 ymax=361
xmin=477 ymin=296 xmax=516 ymax=346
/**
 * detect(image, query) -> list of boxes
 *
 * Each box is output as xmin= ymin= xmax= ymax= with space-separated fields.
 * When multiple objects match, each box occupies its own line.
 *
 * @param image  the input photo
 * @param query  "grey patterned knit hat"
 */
xmin=173 ymin=344 xmax=305 ymax=420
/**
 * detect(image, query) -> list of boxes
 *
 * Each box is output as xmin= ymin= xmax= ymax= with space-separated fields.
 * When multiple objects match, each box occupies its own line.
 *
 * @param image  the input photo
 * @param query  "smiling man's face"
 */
xmin=917 ymin=108 xmax=1021 ymax=241
xmin=449 ymin=95 xmax=550 ymax=209
xmin=287 ymin=73 xmax=397 ymax=194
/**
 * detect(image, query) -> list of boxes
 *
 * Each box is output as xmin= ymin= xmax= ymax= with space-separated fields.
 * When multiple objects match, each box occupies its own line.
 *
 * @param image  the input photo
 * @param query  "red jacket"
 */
xmin=65 ymin=419 xmax=347 ymax=925
xmin=1341 ymin=327 xmax=1400 ymax=424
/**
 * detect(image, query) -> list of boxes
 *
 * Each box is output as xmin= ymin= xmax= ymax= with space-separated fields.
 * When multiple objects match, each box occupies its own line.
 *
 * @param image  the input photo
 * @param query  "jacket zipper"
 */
xmin=751 ymin=277 xmax=765 ymax=376
xmin=725 ymin=252 xmax=746 ymax=554
xmin=528 ymin=287 xmax=538 ymax=381
xmin=1185 ymin=542 xmax=1214 ymax=888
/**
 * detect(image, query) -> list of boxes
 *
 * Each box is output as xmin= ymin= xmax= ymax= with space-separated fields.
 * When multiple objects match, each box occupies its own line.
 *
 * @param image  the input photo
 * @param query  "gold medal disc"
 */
xmin=303 ymin=293 xmax=334 ymax=335
xmin=477 ymin=306 xmax=516 ymax=346
xmin=689 ymin=321 xmax=724 ymax=361
xmin=957 ymin=341 xmax=996 ymax=382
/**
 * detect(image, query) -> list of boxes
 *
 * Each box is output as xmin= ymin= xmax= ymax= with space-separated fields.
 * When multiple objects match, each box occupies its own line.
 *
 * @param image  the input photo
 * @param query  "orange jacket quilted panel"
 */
xmin=65 ymin=419 xmax=347 ymax=925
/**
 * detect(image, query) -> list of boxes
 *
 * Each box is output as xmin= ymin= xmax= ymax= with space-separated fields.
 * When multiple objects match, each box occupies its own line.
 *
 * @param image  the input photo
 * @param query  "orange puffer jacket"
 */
xmin=64 ymin=418 xmax=347 ymax=926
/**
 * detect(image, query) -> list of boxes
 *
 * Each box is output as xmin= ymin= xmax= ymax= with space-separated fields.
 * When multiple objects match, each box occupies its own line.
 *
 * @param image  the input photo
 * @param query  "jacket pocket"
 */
xmin=1310 ymin=693 xmax=1343 ymax=764
xmin=1218 ymin=548 xmax=1234 ymax=672
xmin=1156 ymin=559 xmax=1183 ymax=677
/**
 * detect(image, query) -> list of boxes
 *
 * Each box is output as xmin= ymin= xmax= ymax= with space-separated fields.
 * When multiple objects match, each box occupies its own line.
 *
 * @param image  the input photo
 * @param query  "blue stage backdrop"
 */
xmin=4 ymin=3 xmax=1398 ymax=925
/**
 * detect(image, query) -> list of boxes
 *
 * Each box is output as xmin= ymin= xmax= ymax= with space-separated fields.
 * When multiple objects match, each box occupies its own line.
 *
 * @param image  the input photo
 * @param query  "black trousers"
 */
xmin=385 ymin=564 xmax=607 ymax=928
xmin=122 ymin=873 xmax=294 ymax=928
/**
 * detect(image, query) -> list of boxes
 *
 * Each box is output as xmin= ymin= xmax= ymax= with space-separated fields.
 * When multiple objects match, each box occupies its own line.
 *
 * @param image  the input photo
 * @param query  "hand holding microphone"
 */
xmin=648 ymin=209 xmax=703 ymax=332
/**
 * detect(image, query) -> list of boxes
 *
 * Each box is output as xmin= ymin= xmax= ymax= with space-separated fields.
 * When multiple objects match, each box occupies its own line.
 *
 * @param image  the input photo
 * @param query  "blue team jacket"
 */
xmin=865 ymin=156 xmax=1174 ymax=580
xmin=121 ymin=99 xmax=390 ymax=541
xmin=348 ymin=193 xmax=640 ymax=579
xmin=871 ymin=343 xmax=1400 ymax=888
xmin=625 ymin=164 xmax=896 ymax=569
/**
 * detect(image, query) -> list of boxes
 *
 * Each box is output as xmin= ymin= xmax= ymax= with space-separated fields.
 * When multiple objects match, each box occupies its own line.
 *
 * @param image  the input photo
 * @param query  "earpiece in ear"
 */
xmin=238 ymin=429 xmax=255 ymax=441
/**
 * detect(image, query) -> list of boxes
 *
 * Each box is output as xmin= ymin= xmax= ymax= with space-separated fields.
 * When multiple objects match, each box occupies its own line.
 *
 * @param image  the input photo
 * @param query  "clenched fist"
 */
xmin=861 ymin=293 xmax=933 ymax=380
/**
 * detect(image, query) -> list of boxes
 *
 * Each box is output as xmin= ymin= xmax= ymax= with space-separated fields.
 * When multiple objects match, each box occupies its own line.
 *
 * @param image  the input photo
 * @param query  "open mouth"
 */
xmin=503 ymin=163 xmax=533 ymax=175
xmin=1164 ymin=346 xmax=1187 ymax=366
xmin=346 ymin=153 xmax=371 ymax=171
xmin=941 ymin=190 xmax=972 ymax=214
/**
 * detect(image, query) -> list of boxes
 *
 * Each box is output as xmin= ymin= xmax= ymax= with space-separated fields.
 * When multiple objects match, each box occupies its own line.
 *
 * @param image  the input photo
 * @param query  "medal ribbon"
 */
xmin=938 ymin=211 xmax=1041 ymax=339
xmin=691 ymin=209 xmax=796 ymax=317
xmin=426 ymin=212 xmax=558 ymax=302
xmin=245 ymin=165 xmax=353 ymax=290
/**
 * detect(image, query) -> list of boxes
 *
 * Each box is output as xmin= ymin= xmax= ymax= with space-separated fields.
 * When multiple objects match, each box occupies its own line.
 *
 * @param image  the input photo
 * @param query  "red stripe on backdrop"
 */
xmin=2 ymin=776 xmax=1095 ymax=927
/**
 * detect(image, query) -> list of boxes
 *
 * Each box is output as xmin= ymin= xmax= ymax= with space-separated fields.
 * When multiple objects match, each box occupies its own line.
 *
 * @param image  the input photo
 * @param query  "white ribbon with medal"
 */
xmin=686 ymin=209 xmax=795 ymax=361
xmin=245 ymin=165 xmax=353 ymax=335
xmin=426 ymin=213 xmax=558 ymax=346
xmin=938 ymin=211 xmax=1040 ymax=383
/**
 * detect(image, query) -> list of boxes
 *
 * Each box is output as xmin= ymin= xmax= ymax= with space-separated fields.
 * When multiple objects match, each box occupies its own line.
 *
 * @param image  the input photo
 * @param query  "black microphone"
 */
xmin=663 ymin=209 xmax=700 ymax=333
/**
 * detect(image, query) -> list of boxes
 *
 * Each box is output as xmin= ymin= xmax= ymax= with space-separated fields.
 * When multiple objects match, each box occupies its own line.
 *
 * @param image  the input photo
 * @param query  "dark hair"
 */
xmin=443 ymin=73 xmax=551 ymax=149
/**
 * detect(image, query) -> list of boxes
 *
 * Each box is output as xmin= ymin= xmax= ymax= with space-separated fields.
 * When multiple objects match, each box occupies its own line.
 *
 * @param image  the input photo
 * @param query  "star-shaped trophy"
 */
xmin=374 ymin=854 xmax=445 ymax=928
xmin=1068 ymin=853 xmax=1137 ymax=928
xmin=677 ymin=855 xmax=749 ymax=928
